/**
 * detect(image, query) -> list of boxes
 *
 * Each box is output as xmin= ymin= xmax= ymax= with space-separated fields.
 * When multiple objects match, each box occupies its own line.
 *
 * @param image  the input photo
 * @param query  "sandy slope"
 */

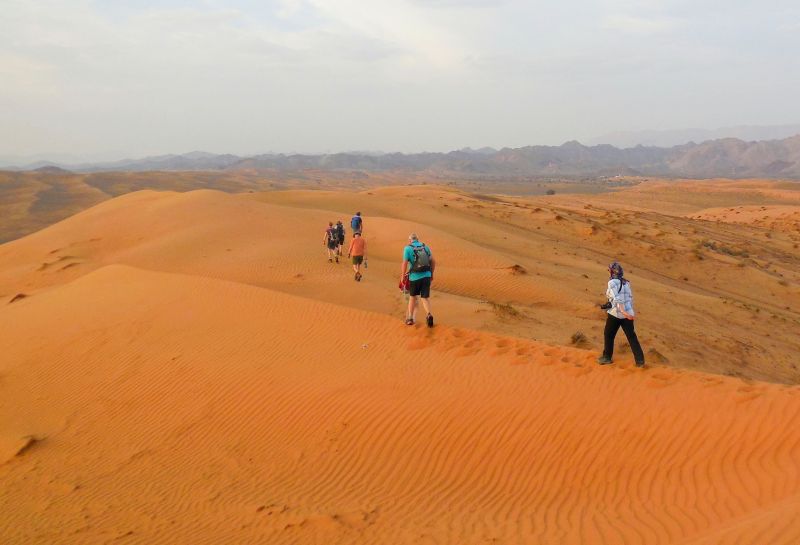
xmin=1 ymin=186 xmax=800 ymax=544
xmin=690 ymin=205 xmax=800 ymax=234
xmin=254 ymin=184 xmax=800 ymax=382
xmin=2 ymin=264 xmax=799 ymax=544
xmin=1 ymin=185 xmax=799 ymax=383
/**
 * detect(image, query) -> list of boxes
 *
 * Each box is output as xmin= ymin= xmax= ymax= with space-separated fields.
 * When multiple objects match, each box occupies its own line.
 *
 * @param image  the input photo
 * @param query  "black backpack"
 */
xmin=336 ymin=224 xmax=345 ymax=238
xmin=410 ymin=244 xmax=431 ymax=273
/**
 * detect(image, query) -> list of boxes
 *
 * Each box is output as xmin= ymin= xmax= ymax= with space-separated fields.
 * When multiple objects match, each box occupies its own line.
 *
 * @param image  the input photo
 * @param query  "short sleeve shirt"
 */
xmin=349 ymin=237 xmax=366 ymax=256
xmin=403 ymin=242 xmax=432 ymax=282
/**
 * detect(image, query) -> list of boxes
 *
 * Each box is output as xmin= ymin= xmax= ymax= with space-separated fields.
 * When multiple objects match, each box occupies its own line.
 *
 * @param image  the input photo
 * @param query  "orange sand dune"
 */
xmin=2 ymin=264 xmax=800 ymax=544
xmin=1 ymin=186 xmax=799 ymax=384
xmin=256 ymin=184 xmax=800 ymax=382
xmin=2 ymin=186 xmax=800 ymax=544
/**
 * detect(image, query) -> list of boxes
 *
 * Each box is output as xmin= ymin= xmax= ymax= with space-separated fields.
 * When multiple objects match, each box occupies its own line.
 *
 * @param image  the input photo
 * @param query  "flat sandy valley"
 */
xmin=2 ymin=175 xmax=800 ymax=544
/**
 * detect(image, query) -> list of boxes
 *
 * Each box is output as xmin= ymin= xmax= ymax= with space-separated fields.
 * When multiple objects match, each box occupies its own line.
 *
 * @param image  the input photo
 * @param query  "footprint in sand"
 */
xmin=463 ymin=338 xmax=480 ymax=349
xmin=700 ymin=376 xmax=724 ymax=388
xmin=491 ymin=339 xmax=511 ymax=355
xmin=456 ymin=345 xmax=482 ymax=357
xmin=735 ymin=385 xmax=764 ymax=403
xmin=646 ymin=372 xmax=676 ymax=388
xmin=736 ymin=391 xmax=763 ymax=403
xmin=455 ymin=337 xmax=484 ymax=357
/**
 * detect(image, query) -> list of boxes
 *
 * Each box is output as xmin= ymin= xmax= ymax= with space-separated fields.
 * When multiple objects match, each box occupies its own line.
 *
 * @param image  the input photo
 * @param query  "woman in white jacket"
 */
xmin=597 ymin=262 xmax=645 ymax=367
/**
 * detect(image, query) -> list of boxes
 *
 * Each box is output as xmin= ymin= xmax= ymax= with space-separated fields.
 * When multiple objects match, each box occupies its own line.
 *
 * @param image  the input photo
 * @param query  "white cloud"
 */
xmin=307 ymin=0 xmax=474 ymax=69
xmin=602 ymin=14 xmax=682 ymax=34
xmin=0 ymin=0 xmax=798 ymax=156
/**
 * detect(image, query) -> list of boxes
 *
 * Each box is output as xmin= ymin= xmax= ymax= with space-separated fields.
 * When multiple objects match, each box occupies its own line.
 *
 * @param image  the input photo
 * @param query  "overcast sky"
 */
xmin=2 ymin=0 xmax=799 ymax=160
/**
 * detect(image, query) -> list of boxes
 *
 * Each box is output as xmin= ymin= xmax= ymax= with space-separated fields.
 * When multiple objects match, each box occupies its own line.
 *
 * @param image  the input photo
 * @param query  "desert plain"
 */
xmin=1 ymin=173 xmax=800 ymax=544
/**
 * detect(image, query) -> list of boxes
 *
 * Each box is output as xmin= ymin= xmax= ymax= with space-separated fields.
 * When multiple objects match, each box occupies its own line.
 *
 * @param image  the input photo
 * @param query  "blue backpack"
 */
xmin=351 ymin=215 xmax=362 ymax=230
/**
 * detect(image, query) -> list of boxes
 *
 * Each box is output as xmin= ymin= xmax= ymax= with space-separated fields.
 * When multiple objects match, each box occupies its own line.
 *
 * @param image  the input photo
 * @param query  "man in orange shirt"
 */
xmin=347 ymin=232 xmax=367 ymax=281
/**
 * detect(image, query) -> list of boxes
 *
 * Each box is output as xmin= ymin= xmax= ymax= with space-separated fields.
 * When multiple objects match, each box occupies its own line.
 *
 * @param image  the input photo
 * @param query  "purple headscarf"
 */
xmin=608 ymin=261 xmax=628 ymax=287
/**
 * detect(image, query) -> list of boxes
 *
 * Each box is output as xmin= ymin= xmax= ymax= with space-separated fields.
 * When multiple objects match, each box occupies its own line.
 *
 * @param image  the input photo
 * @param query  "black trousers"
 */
xmin=603 ymin=314 xmax=645 ymax=363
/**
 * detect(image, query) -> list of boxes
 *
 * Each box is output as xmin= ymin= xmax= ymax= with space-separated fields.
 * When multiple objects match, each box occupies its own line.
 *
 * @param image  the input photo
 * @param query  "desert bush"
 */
xmin=700 ymin=239 xmax=749 ymax=257
xmin=570 ymin=331 xmax=590 ymax=348
xmin=488 ymin=301 xmax=520 ymax=318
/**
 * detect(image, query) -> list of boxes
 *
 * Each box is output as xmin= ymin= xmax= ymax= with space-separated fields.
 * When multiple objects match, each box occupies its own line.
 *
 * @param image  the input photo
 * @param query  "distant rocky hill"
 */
xmin=588 ymin=124 xmax=800 ymax=148
xmin=11 ymin=135 xmax=800 ymax=178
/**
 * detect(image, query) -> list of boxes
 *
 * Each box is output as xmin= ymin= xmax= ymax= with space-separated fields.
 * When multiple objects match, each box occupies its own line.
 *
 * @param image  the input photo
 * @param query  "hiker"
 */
xmin=323 ymin=221 xmax=339 ymax=263
xmin=351 ymin=212 xmax=363 ymax=235
xmin=400 ymin=233 xmax=435 ymax=327
xmin=597 ymin=261 xmax=645 ymax=367
xmin=335 ymin=220 xmax=346 ymax=256
xmin=347 ymin=232 xmax=367 ymax=281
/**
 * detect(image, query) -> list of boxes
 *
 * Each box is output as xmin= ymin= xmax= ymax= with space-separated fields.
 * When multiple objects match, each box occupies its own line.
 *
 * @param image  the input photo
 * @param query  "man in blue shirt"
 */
xmin=400 ymin=233 xmax=436 ymax=327
xmin=351 ymin=212 xmax=363 ymax=235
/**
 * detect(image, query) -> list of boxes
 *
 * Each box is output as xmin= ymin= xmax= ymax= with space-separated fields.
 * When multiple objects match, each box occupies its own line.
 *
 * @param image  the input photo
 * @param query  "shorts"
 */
xmin=352 ymin=255 xmax=364 ymax=265
xmin=337 ymin=236 xmax=345 ymax=245
xmin=327 ymin=240 xmax=337 ymax=250
xmin=409 ymin=276 xmax=431 ymax=298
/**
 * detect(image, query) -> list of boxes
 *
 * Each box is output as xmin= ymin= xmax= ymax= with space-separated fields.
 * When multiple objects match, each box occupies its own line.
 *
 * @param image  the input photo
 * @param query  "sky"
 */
xmin=1 ymin=0 xmax=799 ymax=160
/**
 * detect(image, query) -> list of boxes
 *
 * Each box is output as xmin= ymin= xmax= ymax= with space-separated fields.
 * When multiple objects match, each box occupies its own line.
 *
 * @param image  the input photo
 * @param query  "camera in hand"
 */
xmin=599 ymin=302 xmax=612 ymax=310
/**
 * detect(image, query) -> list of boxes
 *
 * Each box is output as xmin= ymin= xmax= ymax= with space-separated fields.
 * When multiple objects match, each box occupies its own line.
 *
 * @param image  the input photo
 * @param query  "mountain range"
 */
xmin=587 ymin=124 xmax=800 ymax=148
xmin=8 ymin=135 xmax=800 ymax=178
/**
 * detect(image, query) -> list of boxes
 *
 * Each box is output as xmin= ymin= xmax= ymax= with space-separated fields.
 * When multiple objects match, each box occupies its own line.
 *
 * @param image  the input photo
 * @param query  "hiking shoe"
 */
xmin=405 ymin=318 xmax=415 ymax=326
xmin=426 ymin=314 xmax=434 ymax=328
xmin=356 ymin=273 xmax=362 ymax=281
xmin=635 ymin=360 xmax=645 ymax=368
xmin=328 ymin=258 xmax=332 ymax=263
xmin=335 ymin=256 xmax=339 ymax=263
xmin=597 ymin=355 xmax=613 ymax=365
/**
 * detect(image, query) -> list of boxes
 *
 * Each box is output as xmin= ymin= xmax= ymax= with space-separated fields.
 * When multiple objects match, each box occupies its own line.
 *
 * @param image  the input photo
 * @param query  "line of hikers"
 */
xmin=323 ymin=213 xmax=435 ymax=327
xmin=323 ymin=212 xmax=643 ymax=366
xmin=323 ymin=213 xmax=367 ymax=281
